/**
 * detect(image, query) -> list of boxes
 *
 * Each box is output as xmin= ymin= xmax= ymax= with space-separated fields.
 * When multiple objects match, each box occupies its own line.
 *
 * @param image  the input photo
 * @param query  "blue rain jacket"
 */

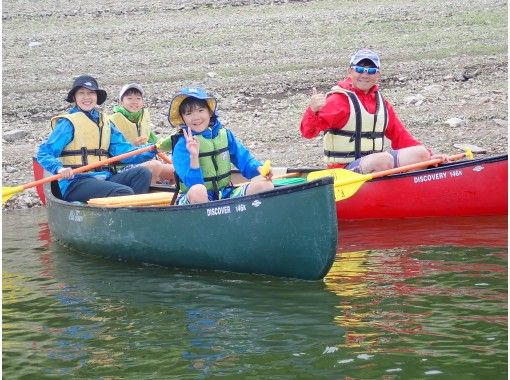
xmin=172 ymin=118 xmax=261 ymax=198
xmin=37 ymin=106 xmax=156 ymax=196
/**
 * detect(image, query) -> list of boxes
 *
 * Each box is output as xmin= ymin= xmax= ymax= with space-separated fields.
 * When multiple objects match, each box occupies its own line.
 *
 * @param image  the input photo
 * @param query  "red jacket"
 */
xmin=300 ymin=78 xmax=422 ymax=150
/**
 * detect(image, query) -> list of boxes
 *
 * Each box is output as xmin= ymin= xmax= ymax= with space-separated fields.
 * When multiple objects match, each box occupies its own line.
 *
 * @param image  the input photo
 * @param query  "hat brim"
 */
xmin=119 ymin=83 xmax=144 ymax=100
xmin=66 ymin=86 xmax=107 ymax=105
xmin=168 ymin=94 xmax=217 ymax=128
xmin=352 ymin=58 xmax=379 ymax=68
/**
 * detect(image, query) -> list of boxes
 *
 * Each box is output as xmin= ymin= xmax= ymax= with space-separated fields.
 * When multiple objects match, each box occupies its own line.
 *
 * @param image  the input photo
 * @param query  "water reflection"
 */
xmin=339 ymin=215 xmax=508 ymax=251
xmin=326 ymin=215 xmax=507 ymax=366
xmin=26 ymin=220 xmax=345 ymax=378
xmin=3 ymin=210 xmax=507 ymax=379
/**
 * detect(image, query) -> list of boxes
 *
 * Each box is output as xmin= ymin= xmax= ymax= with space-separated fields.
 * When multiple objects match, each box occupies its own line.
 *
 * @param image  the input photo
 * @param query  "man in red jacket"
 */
xmin=300 ymin=48 xmax=445 ymax=173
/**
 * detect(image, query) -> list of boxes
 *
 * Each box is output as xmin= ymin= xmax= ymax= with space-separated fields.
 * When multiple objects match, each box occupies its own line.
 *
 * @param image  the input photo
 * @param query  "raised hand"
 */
xmin=182 ymin=127 xmax=200 ymax=168
xmin=309 ymin=87 xmax=326 ymax=113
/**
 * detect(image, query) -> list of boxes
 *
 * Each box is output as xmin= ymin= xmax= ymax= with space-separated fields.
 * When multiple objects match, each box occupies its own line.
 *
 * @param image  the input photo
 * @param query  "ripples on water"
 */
xmin=2 ymin=210 xmax=508 ymax=379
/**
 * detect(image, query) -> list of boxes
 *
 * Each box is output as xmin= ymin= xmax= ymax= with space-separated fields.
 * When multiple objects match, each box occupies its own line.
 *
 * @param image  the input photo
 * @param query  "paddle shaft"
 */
xmin=156 ymin=151 xmax=173 ymax=165
xmin=362 ymin=152 xmax=468 ymax=183
xmin=20 ymin=145 xmax=156 ymax=191
xmin=156 ymin=151 xmax=179 ymax=205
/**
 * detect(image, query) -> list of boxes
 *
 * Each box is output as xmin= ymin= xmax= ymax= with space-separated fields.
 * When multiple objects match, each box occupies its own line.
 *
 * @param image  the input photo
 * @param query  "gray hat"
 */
xmin=119 ymin=83 xmax=145 ymax=100
xmin=349 ymin=48 xmax=381 ymax=68
xmin=66 ymin=75 xmax=107 ymax=105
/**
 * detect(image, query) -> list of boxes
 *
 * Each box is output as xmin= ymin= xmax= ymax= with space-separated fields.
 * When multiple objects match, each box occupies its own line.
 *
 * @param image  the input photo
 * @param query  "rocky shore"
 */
xmin=2 ymin=0 xmax=507 ymax=209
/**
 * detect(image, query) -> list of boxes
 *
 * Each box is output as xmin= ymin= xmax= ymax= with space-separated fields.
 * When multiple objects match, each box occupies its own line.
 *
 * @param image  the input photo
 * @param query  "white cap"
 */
xmin=349 ymin=48 xmax=381 ymax=68
xmin=119 ymin=83 xmax=144 ymax=100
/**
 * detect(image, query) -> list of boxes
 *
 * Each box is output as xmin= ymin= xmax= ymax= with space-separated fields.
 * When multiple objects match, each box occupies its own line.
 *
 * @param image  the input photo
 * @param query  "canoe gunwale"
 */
xmin=361 ymin=153 xmax=508 ymax=183
xmin=45 ymin=176 xmax=334 ymax=212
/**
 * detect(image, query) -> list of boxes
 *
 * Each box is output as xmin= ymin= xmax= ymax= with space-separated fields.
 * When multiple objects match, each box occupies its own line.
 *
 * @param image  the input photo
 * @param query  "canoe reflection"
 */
xmin=326 ymin=216 xmax=507 ymax=351
xmin=338 ymin=216 xmax=507 ymax=251
xmin=35 ymin=222 xmax=345 ymax=376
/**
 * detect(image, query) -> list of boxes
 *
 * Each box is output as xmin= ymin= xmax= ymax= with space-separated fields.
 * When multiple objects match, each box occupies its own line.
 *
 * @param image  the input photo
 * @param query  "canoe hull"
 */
xmin=46 ymin=178 xmax=338 ymax=280
xmin=336 ymin=155 xmax=508 ymax=220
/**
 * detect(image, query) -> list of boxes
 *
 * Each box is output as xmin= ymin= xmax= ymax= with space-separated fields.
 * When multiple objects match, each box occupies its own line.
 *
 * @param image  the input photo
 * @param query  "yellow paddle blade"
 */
xmin=307 ymin=168 xmax=371 ymax=183
xmin=2 ymin=185 xmax=24 ymax=205
xmin=307 ymin=168 xmax=373 ymax=201
xmin=334 ymin=180 xmax=367 ymax=200
xmin=465 ymin=149 xmax=473 ymax=160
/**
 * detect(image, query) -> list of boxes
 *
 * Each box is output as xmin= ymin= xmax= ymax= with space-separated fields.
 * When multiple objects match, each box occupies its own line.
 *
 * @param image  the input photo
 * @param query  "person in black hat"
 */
xmin=65 ymin=75 xmax=108 ymax=105
xmin=36 ymin=75 xmax=158 ymax=202
xmin=300 ymin=48 xmax=448 ymax=173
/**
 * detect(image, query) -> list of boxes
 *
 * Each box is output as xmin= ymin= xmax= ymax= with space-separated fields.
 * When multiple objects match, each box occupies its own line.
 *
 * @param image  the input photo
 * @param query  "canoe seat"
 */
xmin=88 ymin=192 xmax=174 ymax=207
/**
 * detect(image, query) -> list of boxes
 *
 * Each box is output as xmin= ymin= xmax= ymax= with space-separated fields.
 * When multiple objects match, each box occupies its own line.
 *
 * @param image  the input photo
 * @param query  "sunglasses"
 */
xmin=352 ymin=66 xmax=379 ymax=75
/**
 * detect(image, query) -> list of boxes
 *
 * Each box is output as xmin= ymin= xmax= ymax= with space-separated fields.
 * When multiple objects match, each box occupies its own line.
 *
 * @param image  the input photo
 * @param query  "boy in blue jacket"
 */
xmin=168 ymin=87 xmax=273 ymax=204
xmin=37 ymin=75 xmax=156 ymax=202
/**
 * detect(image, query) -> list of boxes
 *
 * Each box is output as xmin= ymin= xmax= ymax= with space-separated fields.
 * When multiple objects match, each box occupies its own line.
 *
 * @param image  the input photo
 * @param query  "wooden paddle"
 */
xmin=307 ymin=151 xmax=473 ymax=201
xmin=156 ymin=151 xmax=173 ymax=165
xmin=2 ymin=144 xmax=156 ymax=205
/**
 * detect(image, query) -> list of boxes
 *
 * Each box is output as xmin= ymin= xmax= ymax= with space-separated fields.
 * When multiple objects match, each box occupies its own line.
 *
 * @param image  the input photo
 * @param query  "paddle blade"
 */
xmin=334 ymin=180 xmax=366 ymax=200
xmin=307 ymin=168 xmax=342 ymax=181
xmin=307 ymin=168 xmax=372 ymax=201
xmin=2 ymin=185 xmax=24 ymax=205
xmin=272 ymin=178 xmax=306 ymax=186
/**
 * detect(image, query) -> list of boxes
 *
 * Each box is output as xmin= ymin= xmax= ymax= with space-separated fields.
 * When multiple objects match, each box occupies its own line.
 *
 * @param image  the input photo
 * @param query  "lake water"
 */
xmin=3 ymin=208 xmax=508 ymax=379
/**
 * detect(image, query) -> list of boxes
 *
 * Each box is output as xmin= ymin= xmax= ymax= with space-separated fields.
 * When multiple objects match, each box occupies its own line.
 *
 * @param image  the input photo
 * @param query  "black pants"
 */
xmin=63 ymin=166 xmax=152 ymax=202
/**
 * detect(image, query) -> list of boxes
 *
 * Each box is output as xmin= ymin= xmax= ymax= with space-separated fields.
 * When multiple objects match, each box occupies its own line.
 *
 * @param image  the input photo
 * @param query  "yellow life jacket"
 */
xmin=50 ymin=112 xmax=111 ymax=170
xmin=109 ymin=109 xmax=151 ymax=144
xmin=323 ymin=86 xmax=388 ymax=164
xmin=179 ymin=128 xmax=232 ymax=195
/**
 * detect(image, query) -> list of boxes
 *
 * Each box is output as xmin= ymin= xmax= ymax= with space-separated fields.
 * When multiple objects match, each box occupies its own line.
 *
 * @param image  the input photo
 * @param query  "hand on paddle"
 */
xmin=430 ymin=153 xmax=451 ymax=166
xmin=258 ymin=160 xmax=273 ymax=181
xmin=183 ymin=127 xmax=200 ymax=168
xmin=309 ymin=87 xmax=326 ymax=113
xmin=57 ymin=167 xmax=74 ymax=179
xmin=133 ymin=136 xmax=148 ymax=146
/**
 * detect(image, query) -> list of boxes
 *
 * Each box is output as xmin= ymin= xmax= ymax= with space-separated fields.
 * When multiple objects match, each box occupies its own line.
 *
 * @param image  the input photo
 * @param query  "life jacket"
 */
xmin=179 ymin=128 xmax=232 ymax=195
xmin=50 ymin=112 xmax=112 ymax=171
xmin=323 ymin=86 xmax=388 ymax=164
xmin=109 ymin=109 xmax=151 ymax=144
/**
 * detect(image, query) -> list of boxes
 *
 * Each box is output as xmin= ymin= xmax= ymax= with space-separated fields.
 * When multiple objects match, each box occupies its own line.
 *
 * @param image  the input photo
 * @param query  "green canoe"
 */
xmin=44 ymin=177 xmax=338 ymax=280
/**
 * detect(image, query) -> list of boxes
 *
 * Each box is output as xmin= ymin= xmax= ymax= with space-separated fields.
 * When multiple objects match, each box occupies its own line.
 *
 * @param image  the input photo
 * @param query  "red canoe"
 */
xmin=336 ymin=154 xmax=507 ymax=220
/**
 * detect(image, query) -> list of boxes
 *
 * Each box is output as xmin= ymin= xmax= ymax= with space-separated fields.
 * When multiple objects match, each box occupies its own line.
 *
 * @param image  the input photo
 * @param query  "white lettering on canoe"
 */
xmin=68 ymin=210 xmax=83 ymax=222
xmin=236 ymin=204 xmax=246 ymax=212
xmin=449 ymin=169 xmax=463 ymax=177
xmin=413 ymin=171 xmax=447 ymax=184
xmin=206 ymin=205 xmax=231 ymax=217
